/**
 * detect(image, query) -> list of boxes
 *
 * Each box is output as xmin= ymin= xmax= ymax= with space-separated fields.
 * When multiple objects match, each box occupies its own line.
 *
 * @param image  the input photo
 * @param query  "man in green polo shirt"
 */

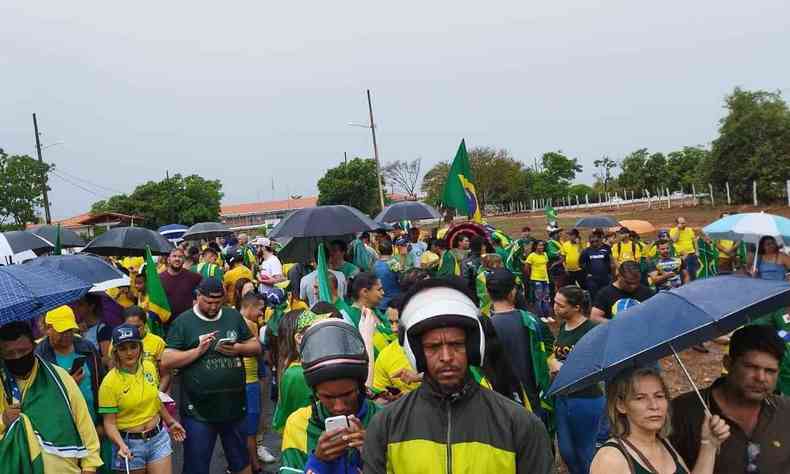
xmin=162 ymin=278 xmax=261 ymax=474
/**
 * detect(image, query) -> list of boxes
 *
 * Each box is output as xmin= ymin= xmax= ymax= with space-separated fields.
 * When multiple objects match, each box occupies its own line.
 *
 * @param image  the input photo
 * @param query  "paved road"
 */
xmin=170 ymin=377 xmax=283 ymax=474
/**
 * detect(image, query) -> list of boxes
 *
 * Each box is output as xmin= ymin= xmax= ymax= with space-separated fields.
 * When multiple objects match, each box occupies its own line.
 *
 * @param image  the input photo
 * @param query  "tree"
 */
xmin=421 ymin=161 xmax=450 ymax=207
xmin=617 ymin=148 xmax=649 ymax=193
xmin=568 ymin=183 xmax=595 ymax=200
xmin=666 ymin=147 xmax=708 ymax=193
xmin=468 ymin=147 xmax=524 ymax=210
xmin=593 ymin=156 xmax=617 ymax=194
xmin=382 ymin=158 xmax=422 ymax=199
xmin=91 ymin=174 xmax=223 ymax=228
xmin=703 ymin=87 xmax=790 ymax=203
xmin=0 ymin=150 xmax=53 ymax=229
xmin=531 ymin=151 xmax=583 ymax=200
xmin=317 ymin=158 xmax=382 ymax=215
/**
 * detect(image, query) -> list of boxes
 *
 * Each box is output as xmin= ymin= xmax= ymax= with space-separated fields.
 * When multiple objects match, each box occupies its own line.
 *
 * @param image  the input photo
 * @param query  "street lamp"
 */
xmin=347 ymin=90 xmax=385 ymax=210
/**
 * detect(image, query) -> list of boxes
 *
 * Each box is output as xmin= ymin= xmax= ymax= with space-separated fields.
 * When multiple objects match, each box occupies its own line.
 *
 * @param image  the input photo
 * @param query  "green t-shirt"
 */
xmin=166 ymin=306 xmax=253 ymax=422
xmin=554 ymin=319 xmax=602 ymax=398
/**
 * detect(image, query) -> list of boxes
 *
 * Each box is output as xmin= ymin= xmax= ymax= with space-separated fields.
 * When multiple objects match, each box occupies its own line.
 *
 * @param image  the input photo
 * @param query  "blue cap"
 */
xmin=112 ymin=324 xmax=142 ymax=346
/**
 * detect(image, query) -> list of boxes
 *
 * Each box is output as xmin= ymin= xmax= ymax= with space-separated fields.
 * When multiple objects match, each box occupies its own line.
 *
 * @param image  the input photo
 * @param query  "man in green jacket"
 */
xmin=363 ymin=279 xmax=553 ymax=474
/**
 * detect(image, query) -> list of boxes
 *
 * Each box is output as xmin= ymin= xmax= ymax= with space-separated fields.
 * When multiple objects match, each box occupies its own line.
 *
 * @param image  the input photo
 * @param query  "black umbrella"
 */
xmin=574 ymin=215 xmax=619 ymax=229
xmin=81 ymin=227 xmax=175 ymax=257
xmin=0 ymin=231 xmax=54 ymax=265
xmin=32 ymin=225 xmax=87 ymax=248
xmin=276 ymin=235 xmax=354 ymax=264
xmin=268 ymin=205 xmax=380 ymax=239
xmin=29 ymin=254 xmax=130 ymax=292
xmin=375 ymin=201 xmax=441 ymax=223
xmin=182 ymin=222 xmax=234 ymax=241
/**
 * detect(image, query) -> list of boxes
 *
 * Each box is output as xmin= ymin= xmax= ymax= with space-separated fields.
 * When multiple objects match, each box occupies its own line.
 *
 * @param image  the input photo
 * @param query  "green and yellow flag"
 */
xmin=144 ymin=246 xmax=172 ymax=335
xmin=441 ymin=140 xmax=482 ymax=223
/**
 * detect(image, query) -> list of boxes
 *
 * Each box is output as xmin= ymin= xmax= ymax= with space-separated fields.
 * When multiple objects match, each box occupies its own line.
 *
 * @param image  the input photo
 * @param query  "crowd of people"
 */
xmin=1 ymin=218 xmax=790 ymax=474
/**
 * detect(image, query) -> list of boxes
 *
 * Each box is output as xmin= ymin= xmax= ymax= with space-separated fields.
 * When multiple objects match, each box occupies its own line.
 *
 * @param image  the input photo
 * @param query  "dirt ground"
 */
xmin=487 ymin=202 xmax=790 ymax=240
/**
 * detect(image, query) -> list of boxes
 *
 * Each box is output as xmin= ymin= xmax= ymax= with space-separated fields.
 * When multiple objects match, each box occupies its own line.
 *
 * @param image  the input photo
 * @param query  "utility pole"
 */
xmin=32 ymin=113 xmax=52 ymax=224
xmin=344 ymin=151 xmax=348 ymax=165
xmin=367 ymin=89 xmax=385 ymax=209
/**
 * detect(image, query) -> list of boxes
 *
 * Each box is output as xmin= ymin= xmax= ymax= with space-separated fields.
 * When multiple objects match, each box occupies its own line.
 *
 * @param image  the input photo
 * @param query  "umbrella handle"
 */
xmin=669 ymin=344 xmax=712 ymax=418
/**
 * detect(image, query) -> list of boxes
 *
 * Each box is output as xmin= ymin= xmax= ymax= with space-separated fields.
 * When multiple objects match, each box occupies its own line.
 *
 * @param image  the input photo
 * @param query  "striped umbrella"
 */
xmin=702 ymin=212 xmax=790 ymax=246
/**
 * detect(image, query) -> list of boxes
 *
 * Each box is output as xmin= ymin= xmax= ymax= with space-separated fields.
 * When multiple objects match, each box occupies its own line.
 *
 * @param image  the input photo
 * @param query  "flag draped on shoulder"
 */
xmin=316 ymin=242 xmax=332 ymax=303
xmin=144 ymin=246 xmax=171 ymax=335
xmin=441 ymin=140 xmax=482 ymax=223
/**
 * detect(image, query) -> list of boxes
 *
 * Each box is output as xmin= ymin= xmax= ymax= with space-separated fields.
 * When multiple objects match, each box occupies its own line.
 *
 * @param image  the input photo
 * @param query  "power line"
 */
xmin=53 ymin=167 xmax=125 ymax=195
xmin=50 ymin=171 xmax=111 ymax=199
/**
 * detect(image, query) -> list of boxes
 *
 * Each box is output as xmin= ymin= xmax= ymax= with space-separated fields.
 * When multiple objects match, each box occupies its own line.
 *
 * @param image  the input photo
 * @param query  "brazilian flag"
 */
xmin=441 ymin=140 xmax=482 ymax=223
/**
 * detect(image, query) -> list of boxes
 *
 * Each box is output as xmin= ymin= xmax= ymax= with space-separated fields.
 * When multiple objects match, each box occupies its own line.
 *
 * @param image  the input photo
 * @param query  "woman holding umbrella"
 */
xmin=747 ymin=236 xmax=790 ymax=281
xmin=591 ymin=367 xmax=730 ymax=474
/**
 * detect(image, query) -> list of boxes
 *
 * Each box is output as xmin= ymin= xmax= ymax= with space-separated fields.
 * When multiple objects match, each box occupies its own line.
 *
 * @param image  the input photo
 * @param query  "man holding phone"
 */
xmin=280 ymin=319 xmax=380 ymax=473
xmin=162 ymin=278 xmax=261 ymax=474
xmin=36 ymin=306 xmax=104 ymax=425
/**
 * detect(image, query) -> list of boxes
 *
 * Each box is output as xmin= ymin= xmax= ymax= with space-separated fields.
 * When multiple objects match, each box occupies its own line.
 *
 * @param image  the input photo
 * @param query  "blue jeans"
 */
xmin=531 ymin=281 xmax=551 ymax=318
xmin=181 ymin=416 xmax=249 ymax=474
xmin=555 ymin=395 xmax=606 ymax=474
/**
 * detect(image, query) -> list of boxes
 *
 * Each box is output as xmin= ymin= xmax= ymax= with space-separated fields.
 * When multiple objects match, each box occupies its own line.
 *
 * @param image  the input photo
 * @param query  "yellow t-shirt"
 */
xmin=372 ymin=341 xmax=421 ymax=394
xmin=670 ymin=227 xmax=696 ymax=256
xmin=561 ymin=241 xmax=583 ymax=271
xmin=717 ymin=239 xmax=735 ymax=261
xmin=526 ymin=252 xmax=549 ymax=282
xmin=224 ymin=265 xmax=254 ymax=306
xmin=612 ymin=241 xmax=641 ymax=265
xmin=98 ymin=360 xmax=161 ymax=431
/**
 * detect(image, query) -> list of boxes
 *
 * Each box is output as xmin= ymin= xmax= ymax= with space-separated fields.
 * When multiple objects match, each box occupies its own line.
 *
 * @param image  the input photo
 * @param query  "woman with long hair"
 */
xmin=271 ymin=309 xmax=313 ymax=433
xmin=232 ymin=277 xmax=256 ymax=311
xmin=748 ymin=236 xmax=790 ymax=281
xmin=525 ymin=240 xmax=553 ymax=323
xmin=591 ymin=367 xmax=729 ymax=474
xmin=99 ymin=324 xmax=186 ymax=473
xmin=552 ymin=285 xmax=604 ymax=474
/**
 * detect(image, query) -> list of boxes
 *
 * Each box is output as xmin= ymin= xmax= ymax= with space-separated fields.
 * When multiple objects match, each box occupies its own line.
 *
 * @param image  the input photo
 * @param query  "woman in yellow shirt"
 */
xmin=525 ymin=240 xmax=553 ymax=323
xmin=99 ymin=324 xmax=185 ymax=473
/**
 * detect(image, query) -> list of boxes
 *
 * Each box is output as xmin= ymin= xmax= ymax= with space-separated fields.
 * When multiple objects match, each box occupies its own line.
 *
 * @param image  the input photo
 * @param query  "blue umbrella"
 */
xmin=574 ymin=215 xmax=619 ymax=229
xmin=28 ymin=254 xmax=130 ymax=292
xmin=547 ymin=276 xmax=790 ymax=401
xmin=0 ymin=264 xmax=92 ymax=325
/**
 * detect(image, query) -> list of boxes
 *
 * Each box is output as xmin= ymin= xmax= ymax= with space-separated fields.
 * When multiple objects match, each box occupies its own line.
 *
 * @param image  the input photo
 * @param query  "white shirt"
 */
xmin=257 ymin=254 xmax=283 ymax=290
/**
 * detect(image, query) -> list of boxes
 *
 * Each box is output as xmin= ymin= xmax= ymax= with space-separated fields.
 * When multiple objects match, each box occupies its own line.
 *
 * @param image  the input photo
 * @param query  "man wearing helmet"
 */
xmin=280 ymin=319 xmax=381 ymax=473
xmin=362 ymin=279 xmax=553 ymax=474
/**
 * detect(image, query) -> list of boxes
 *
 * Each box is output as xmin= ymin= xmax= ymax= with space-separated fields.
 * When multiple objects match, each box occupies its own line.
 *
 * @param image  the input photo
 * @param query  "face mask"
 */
xmin=5 ymin=352 xmax=36 ymax=377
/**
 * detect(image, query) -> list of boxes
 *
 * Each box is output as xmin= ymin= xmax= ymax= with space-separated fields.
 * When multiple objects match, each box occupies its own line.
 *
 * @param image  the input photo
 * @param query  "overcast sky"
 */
xmin=2 ymin=1 xmax=788 ymax=219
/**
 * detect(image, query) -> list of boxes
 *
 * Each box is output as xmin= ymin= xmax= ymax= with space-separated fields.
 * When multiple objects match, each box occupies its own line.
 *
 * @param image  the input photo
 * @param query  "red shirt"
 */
xmin=159 ymin=270 xmax=202 ymax=320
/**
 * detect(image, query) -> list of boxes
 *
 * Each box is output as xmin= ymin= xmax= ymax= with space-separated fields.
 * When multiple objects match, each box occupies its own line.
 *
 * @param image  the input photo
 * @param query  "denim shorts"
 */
xmin=112 ymin=425 xmax=172 ymax=471
xmin=243 ymin=382 xmax=262 ymax=436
